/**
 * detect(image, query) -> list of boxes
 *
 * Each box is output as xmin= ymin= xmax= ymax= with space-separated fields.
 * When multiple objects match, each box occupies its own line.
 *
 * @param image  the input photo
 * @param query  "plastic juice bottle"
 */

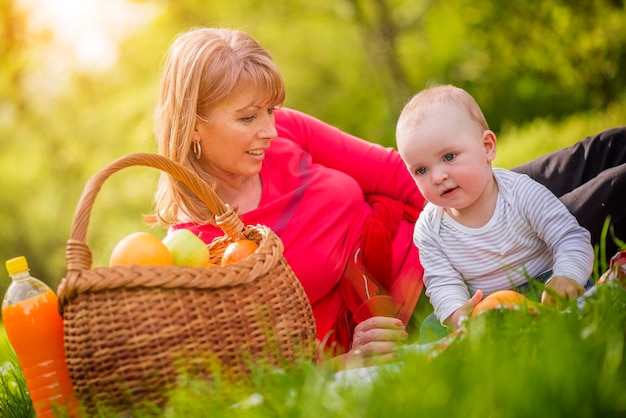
xmin=2 ymin=256 xmax=80 ymax=417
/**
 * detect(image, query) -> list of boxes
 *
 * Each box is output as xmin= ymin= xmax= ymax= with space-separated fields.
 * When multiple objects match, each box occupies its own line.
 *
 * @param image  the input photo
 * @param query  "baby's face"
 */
xmin=397 ymin=103 xmax=496 ymax=210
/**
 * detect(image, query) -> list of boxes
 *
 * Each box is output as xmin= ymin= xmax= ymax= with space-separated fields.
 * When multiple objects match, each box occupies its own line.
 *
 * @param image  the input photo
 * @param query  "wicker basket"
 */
xmin=56 ymin=153 xmax=318 ymax=413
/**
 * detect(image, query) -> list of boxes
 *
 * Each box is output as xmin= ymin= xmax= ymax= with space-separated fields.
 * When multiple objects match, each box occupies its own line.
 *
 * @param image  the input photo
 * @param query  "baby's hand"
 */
xmin=541 ymin=276 xmax=584 ymax=308
xmin=444 ymin=290 xmax=483 ymax=331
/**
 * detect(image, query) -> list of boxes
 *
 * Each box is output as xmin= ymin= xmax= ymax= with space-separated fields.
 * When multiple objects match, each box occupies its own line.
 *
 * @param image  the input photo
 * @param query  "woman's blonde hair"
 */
xmin=149 ymin=27 xmax=285 ymax=226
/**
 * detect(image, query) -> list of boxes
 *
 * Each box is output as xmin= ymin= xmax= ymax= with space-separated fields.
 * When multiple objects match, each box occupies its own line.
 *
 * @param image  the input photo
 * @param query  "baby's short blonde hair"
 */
xmin=396 ymin=84 xmax=489 ymax=138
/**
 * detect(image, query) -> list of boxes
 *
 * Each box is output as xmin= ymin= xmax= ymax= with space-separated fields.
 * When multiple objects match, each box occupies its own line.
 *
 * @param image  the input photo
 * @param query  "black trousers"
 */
xmin=512 ymin=127 xmax=626 ymax=266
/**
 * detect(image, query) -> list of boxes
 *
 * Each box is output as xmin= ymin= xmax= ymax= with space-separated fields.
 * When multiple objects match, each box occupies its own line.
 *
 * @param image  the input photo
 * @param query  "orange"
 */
xmin=471 ymin=289 xmax=529 ymax=317
xmin=109 ymin=231 xmax=174 ymax=267
xmin=220 ymin=239 xmax=259 ymax=266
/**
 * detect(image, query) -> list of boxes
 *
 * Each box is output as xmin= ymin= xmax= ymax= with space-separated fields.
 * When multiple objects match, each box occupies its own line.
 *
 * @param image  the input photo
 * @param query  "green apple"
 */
xmin=162 ymin=229 xmax=210 ymax=267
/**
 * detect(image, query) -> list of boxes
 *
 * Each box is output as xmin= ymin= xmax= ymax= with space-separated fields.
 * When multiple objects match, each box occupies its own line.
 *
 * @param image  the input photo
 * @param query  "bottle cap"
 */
xmin=6 ymin=256 xmax=29 ymax=276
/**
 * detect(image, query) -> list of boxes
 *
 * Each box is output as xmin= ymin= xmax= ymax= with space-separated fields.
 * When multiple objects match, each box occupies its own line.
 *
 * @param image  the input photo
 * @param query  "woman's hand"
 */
xmin=343 ymin=316 xmax=408 ymax=369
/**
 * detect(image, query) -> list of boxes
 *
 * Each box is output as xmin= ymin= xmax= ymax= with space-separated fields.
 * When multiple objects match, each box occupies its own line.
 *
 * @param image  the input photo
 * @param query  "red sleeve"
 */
xmin=274 ymin=108 xmax=425 ymax=210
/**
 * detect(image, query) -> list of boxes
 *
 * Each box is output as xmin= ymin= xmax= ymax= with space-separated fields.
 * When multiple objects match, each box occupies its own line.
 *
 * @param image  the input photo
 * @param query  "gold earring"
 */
xmin=192 ymin=140 xmax=201 ymax=159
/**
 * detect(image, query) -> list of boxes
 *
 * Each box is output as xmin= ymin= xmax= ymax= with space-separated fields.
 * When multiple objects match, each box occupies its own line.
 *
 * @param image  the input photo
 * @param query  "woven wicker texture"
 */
xmin=56 ymin=153 xmax=318 ymax=413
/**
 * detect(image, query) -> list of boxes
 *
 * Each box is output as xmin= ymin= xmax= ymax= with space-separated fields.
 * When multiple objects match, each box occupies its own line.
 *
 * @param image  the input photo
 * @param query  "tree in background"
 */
xmin=339 ymin=0 xmax=626 ymax=136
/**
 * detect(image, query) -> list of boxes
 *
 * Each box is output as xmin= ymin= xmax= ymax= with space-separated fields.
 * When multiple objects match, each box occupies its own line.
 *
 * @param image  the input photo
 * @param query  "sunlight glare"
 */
xmin=18 ymin=0 xmax=157 ymax=71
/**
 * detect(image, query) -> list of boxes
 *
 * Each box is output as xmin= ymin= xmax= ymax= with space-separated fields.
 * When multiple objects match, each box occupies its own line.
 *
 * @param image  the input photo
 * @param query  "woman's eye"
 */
xmin=240 ymin=115 xmax=255 ymax=123
xmin=443 ymin=153 xmax=455 ymax=162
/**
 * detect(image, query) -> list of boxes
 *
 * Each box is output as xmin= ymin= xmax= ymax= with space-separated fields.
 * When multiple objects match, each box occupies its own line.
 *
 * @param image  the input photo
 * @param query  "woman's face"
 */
xmin=194 ymin=89 xmax=278 ymax=186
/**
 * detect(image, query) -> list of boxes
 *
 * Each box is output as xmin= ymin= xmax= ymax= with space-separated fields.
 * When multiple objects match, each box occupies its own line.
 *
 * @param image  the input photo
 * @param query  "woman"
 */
xmin=150 ymin=27 xmax=625 ymax=367
xmin=150 ymin=27 xmax=424 ymax=368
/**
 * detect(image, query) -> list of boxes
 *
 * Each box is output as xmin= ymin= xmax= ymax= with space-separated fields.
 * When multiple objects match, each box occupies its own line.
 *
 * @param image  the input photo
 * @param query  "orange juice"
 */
xmin=2 ymin=257 xmax=81 ymax=417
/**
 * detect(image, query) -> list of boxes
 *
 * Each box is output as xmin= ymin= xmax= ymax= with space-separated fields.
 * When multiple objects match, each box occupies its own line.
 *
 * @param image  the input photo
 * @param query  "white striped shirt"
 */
xmin=414 ymin=168 xmax=594 ymax=323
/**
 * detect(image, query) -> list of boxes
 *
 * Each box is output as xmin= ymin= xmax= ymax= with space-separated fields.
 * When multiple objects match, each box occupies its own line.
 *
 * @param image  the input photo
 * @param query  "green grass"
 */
xmin=0 ymin=330 xmax=34 ymax=418
xmin=495 ymin=99 xmax=626 ymax=169
xmin=1 ymin=107 xmax=625 ymax=417
xmin=161 ymin=283 xmax=626 ymax=418
xmin=5 ymin=281 xmax=623 ymax=417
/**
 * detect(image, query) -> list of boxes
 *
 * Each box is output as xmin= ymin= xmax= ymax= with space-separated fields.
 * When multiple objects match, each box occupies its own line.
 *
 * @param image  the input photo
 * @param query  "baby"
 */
xmin=395 ymin=85 xmax=594 ymax=332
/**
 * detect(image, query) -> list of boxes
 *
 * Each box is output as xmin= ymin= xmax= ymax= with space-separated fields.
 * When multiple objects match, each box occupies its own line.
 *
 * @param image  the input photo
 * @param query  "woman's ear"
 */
xmin=482 ymin=130 xmax=497 ymax=162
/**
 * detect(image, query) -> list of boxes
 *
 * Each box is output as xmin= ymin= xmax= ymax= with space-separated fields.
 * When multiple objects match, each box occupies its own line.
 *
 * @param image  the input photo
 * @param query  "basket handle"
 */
xmin=67 ymin=153 xmax=245 ymax=271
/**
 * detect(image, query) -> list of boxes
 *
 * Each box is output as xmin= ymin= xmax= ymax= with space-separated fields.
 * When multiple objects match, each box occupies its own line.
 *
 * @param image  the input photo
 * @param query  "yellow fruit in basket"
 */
xmin=109 ymin=231 xmax=174 ymax=267
xmin=162 ymin=229 xmax=211 ymax=267
xmin=221 ymin=239 xmax=259 ymax=266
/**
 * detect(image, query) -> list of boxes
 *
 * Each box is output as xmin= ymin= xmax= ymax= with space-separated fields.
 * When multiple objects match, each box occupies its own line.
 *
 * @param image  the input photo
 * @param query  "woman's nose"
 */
xmin=258 ymin=115 xmax=278 ymax=140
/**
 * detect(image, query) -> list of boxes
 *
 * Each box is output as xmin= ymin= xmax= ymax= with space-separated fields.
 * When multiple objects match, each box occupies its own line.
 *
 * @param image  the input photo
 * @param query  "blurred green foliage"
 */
xmin=0 ymin=0 xmax=625 ymax=294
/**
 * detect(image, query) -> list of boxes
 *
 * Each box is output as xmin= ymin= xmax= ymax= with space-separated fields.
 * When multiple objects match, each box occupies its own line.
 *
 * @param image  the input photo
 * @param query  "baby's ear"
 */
xmin=482 ymin=130 xmax=497 ymax=161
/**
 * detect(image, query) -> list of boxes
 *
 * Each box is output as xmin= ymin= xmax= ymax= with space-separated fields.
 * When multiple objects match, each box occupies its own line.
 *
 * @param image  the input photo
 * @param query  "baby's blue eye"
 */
xmin=444 ymin=153 xmax=455 ymax=162
xmin=415 ymin=167 xmax=427 ymax=175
